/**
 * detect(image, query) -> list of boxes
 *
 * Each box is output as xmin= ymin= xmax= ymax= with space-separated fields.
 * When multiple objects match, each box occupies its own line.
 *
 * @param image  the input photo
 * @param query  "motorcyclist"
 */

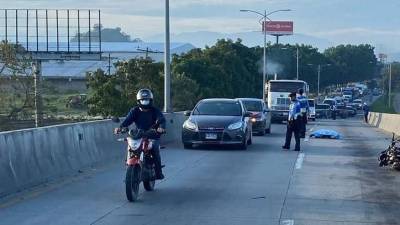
xmin=114 ymin=89 xmax=166 ymax=180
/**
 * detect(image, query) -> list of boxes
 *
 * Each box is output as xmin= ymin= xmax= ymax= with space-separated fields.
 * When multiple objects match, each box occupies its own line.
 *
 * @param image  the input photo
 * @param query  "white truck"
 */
xmin=265 ymin=79 xmax=309 ymax=123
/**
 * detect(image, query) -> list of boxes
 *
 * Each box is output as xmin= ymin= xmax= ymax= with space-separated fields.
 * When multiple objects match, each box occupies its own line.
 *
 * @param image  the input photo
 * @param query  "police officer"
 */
xmin=282 ymin=92 xmax=301 ymax=151
xmin=297 ymin=88 xmax=309 ymax=138
xmin=362 ymin=102 xmax=370 ymax=123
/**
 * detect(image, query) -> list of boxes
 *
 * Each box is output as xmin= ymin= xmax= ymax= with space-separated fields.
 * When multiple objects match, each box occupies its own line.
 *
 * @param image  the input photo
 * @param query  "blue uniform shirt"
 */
xmin=297 ymin=95 xmax=309 ymax=113
xmin=288 ymin=100 xmax=301 ymax=121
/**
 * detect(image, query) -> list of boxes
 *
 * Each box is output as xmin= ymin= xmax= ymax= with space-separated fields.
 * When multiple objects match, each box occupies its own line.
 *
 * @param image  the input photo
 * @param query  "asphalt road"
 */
xmin=1 ymin=117 xmax=400 ymax=225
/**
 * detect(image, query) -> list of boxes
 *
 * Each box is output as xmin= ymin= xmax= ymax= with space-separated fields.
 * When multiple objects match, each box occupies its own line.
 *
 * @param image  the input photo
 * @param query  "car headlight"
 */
xmin=183 ymin=120 xmax=198 ymax=131
xmin=228 ymin=121 xmax=244 ymax=130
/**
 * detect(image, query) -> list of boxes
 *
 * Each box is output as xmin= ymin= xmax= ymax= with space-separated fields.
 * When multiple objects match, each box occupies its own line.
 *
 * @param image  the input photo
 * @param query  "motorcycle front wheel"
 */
xmin=126 ymin=164 xmax=141 ymax=202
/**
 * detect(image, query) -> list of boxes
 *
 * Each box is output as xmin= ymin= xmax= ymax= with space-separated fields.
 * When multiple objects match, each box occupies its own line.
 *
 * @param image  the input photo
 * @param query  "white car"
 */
xmin=353 ymin=99 xmax=363 ymax=109
xmin=308 ymin=99 xmax=316 ymax=121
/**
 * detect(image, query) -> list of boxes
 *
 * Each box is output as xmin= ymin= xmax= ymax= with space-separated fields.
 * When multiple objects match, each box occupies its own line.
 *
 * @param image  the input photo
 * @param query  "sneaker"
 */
xmin=282 ymin=146 xmax=290 ymax=150
xmin=293 ymin=149 xmax=300 ymax=151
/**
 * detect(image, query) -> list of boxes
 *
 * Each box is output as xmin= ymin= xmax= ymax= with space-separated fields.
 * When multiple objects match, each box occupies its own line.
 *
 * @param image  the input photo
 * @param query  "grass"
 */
xmin=371 ymin=94 xmax=397 ymax=114
xmin=0 ymin=92 xmax=88 ymax=117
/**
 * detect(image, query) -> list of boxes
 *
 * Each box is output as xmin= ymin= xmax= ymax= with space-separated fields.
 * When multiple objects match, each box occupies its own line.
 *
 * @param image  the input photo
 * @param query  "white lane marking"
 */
xmin=282 ymin=220 xmax=294 ymax=225
xmin=295 ymin=153 xmax=305 ymax=169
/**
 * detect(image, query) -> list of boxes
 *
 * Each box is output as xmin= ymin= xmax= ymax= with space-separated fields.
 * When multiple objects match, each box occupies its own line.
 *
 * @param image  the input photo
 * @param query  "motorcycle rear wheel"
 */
xmin=143 ymin=180 xmax=155 ymax=191
xmin=126 ymin=165 xmax=141 ymax=202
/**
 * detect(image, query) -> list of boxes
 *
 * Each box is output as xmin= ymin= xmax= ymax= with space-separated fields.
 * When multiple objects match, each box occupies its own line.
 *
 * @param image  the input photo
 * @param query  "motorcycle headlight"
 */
xmin=228 ymin=121 xmax=244 ymax=130
xmin=183 ymin=120 xmax=198 ymax=131
xmin=127 ymin=137 xmax=141 ymax=150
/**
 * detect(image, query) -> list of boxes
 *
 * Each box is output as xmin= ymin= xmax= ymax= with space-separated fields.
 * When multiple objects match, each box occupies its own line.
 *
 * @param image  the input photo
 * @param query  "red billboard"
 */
xmin=263 ymin=21 xmax=293 ymax=35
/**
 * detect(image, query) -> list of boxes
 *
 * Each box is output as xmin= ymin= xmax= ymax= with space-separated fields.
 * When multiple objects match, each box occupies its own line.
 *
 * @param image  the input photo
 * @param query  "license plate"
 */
xmin=205 ymin=133 xmax=218 ymax=140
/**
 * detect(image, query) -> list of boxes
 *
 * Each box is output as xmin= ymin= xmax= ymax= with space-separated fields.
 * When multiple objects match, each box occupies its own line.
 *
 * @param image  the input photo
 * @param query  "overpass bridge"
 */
xmin=1 ymin=114 xmax=400 ymax=225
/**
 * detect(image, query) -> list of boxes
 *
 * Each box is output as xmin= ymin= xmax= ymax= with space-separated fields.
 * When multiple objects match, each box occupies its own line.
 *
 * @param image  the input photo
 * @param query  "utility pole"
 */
xmin=164 ymin=0 xmax=171 ymax=113
xmin=389 ymin=63 xmax=392 ymax=108
xmin=108 ymin=53 xmax=111 ymax=75
xmin=33 ymin=60 xmax=42 ymax=128
xmin=317 ymin=64 xmax=321 ymax=98
xmin=296 ymin=47 xmax=299 ymax=80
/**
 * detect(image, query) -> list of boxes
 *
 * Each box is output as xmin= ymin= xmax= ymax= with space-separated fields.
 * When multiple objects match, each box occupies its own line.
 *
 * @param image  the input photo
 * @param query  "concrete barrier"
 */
xmin=368 ymin=112 xmax=400 ymax=135
xmin=0 ymin=112 xmax=185 ymax=198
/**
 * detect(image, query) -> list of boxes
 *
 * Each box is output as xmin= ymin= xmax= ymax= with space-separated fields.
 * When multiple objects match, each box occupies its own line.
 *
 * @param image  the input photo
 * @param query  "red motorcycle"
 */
xmin=113 ymin=118 xmax=162 ymax=202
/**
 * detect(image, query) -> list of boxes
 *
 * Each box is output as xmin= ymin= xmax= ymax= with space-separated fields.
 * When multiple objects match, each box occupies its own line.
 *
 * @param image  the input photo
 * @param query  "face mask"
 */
xmin=140 ymin=99 xmax=150 ymax=106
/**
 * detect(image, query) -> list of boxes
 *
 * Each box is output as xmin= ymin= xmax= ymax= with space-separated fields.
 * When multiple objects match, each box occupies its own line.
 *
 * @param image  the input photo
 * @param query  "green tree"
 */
xmin=0 ymin=41 xmax=35 ymax=120
xmin=86 ymin=57 xmax=164 ymax=117
xmin=172 ymin=39 xmax=262 ymax=100
xmin=324 ymin=44 xmax=377 ymax=85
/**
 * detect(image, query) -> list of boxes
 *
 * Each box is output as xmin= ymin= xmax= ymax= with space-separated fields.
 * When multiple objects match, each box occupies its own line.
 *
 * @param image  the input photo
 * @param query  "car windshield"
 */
xmin=193 ymin=101 xmax=242 ymax=116
xmin=269 ymin=82 xmax=305 ymax=92
xmin=354 ymin=100 xmax=362 ymax=103
xmin=323 ymin=100 xmax=335 ymax=106
xmin=316 ymin=104 xmax=330 ymax=109
xmin=242 ymin=100 xmax=262 ymax=112
xmin=308 ymin=100 xmax=315 ymax=107
xmin=343 ymin=91 xmax=352 ymax=95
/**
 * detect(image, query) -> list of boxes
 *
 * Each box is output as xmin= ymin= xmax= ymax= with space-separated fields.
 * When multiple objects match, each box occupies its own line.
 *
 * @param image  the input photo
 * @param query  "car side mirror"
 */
xmin=244 ymin=112 xmax=252 ymax=117
xmin=184 ymin=110 xmax=192 ymax=116
xmin=111 ymin=116 xmax=120 ymax=123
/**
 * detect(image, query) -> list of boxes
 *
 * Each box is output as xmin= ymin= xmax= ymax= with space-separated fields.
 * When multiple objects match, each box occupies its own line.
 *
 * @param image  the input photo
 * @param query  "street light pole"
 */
xmin=263 ymin=10 xmax=267 ymax=102
xmin=164 ymin=0 xmax=171 ymax=113
xmin=240 ymin=9 xmax=291 ymax=102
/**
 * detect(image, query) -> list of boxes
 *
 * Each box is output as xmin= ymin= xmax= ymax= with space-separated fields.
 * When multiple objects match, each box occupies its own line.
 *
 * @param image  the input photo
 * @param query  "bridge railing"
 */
xmin=0 ymin=112 xmax=186 ymax=198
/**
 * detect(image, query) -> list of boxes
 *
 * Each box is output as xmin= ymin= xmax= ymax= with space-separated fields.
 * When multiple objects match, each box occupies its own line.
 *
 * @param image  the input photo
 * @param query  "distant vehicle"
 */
xmin=266 ymin=79 xmax=309 ymax=123
xmin=182 ymin=99 xmax=252 ymax=150
xmin=342 ymin=90 xmax=353 ymax=101
xmin=308 ymin=99 xmax=316 ymax=121
xmin=346 ymin=106 xmax=357 ymax=117
xmin=315 ymin=104 xmax=331 ymax=119
xmin=323 ymin=98 xmax=337 ymax=119
xmin=237 ymin=98 xmax=272 ymax=135
xmin=353 ymin=99 xmax=363 ymax=109
xmin=334 ymin=97 xmax=345 ymax=106
xmin=336 ymin=105 xmax=349 ymax=118
xmin=372 ymin=88 xmax=380 ymax=96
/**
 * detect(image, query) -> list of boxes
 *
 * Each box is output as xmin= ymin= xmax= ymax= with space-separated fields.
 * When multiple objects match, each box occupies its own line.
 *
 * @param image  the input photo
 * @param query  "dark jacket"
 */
xmin=120 ymin=106 xmax=166 ymax=137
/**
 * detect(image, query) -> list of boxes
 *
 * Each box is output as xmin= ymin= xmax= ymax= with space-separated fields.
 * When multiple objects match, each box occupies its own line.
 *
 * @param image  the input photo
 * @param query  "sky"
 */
xmin=2 ymin=0 xmax=400 ymax=53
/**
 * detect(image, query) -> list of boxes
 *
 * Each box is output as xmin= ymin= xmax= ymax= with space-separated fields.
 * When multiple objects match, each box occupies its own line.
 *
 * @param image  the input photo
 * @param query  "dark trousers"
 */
xmin=300 ymin=113 xmax=307 ymax=137
xmin=284 ymin=120 xmax=301 ymax=150
xmin=150 ymin=140 xmax=163 ymax=176
xmin=364 ymin=112 xmax=369 ymax=123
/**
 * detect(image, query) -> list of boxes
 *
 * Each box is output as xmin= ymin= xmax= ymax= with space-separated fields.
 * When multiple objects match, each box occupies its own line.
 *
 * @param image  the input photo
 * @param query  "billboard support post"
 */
xmin=33 ymin=60 xmax=42 ymax=128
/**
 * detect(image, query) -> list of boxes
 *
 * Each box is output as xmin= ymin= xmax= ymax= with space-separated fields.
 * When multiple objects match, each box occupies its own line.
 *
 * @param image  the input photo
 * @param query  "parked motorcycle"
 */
xmin=379 ymin=133 xmax=400 ymax=171
xmin=113 ymin=117 xmax=162 ymax=202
